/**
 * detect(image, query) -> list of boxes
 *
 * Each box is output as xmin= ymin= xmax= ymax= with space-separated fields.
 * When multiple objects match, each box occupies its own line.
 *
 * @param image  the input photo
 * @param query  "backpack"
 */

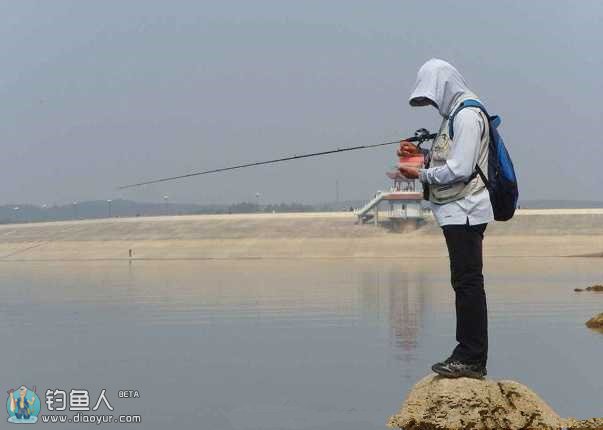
xmin=448 ymin=99 xmax=519 ymax=221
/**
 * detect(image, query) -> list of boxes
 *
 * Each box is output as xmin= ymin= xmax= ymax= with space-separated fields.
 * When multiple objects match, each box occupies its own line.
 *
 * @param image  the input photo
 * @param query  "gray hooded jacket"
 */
xmin=409 ymin=58 xmax=493 ymax=226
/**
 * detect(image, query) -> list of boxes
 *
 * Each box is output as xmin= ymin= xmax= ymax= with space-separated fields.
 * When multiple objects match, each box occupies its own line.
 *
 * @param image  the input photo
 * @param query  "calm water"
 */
xmin=0 ymin=257 xmax=601 ymax=429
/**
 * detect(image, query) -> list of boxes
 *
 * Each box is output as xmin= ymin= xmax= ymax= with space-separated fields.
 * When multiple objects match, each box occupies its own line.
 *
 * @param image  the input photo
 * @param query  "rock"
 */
xmin=585 ymin=285 xmax=603 ymax=292
xmin=575 ymin=288 xmax=584 ymax=292
xmin=387 ymin=374 xmax=563 ymax=430
xmin=585 ymin=313 xmax=603 ymax=329
xmin=565 ymin=417 xmax=603 ymax=429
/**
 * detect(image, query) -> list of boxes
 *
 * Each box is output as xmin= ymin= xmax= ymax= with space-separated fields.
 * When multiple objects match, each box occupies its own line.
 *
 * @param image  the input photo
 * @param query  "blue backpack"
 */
xmin=449 ymin=100 xmax=518 ymax=221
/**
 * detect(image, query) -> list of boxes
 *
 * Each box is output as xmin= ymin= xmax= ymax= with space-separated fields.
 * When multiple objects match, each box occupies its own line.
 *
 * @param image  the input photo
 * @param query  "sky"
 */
xmin=1 ymin=0 xmax=601 ymax=206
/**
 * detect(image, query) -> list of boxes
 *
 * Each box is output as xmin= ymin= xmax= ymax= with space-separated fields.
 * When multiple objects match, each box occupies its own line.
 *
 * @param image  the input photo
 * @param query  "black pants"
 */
xmin=442 ymin=222 xmax=488 ymax=365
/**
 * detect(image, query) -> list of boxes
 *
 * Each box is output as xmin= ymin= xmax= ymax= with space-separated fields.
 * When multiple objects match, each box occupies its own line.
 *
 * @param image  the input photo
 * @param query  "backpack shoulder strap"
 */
xmin=448 ymin=99 xmax=492 ymax=187
xmin=475 ymin=165 xmax=489 ymax=188
xmin=448 ymin=99 xmax=489 ymax=139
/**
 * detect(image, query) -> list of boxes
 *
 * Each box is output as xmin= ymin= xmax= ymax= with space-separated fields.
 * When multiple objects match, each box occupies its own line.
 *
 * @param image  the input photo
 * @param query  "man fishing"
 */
xmin=8 ymin=386 xmax=36 ymax=420
xmin=398 ymin=58 xmax=492 ymax=379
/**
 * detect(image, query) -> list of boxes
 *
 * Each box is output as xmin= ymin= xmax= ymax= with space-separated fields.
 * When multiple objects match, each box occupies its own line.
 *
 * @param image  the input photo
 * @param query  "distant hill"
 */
xmin=0 ymin=199 xmax=361 ymax=224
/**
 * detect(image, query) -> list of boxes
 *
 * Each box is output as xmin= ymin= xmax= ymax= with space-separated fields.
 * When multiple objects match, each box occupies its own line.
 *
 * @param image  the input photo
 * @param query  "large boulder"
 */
xmin=585 ymin=313 xmax=603 ymax=329
xmin=388 ymin=374 xmax=563 ymax=430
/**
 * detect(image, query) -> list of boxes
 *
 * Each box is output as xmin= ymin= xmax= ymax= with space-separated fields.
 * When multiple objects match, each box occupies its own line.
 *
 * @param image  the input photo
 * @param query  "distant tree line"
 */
xmin=226 ymin=202 xmax=316 ymax=214
xmin=0 ymin=199 xmax=361 ymax=224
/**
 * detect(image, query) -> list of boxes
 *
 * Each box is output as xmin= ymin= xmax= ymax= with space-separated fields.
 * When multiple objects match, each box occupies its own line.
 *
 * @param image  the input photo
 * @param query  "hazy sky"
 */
xmin=2 ymin=0 xmax=601 ymax=205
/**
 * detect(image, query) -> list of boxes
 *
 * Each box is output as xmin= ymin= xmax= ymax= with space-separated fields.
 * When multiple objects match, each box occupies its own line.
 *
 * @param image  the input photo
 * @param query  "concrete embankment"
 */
xmin=0 ymin=209 xmax=602 ymax=261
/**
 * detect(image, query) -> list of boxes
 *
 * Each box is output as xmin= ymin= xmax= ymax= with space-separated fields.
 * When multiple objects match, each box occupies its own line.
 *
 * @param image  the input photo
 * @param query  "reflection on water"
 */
xmin=387 ymin=272 xmax=427 ymax=352
xmin=0 ymin=258 xmax=601 ymax=429
xmin=360 ymin=270 xmax=427 ymax=352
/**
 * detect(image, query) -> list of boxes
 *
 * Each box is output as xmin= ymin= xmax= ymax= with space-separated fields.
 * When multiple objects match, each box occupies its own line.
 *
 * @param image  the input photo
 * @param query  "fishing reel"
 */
xmin=413 ymin=128 xmax=435 ymax=149
xmin=393 ymin=128 xmax=435 ymax=177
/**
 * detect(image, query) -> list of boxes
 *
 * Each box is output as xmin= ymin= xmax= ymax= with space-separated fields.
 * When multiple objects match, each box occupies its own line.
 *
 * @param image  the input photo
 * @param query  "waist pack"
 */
xmin=449 ymin=100 xmax=519 ymax=221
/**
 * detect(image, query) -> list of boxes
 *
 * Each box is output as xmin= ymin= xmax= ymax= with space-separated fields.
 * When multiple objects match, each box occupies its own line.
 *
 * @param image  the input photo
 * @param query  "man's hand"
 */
xmin=397 ymin=140 xmax=419 ymax=158
xmin=398 ymin=164 xmax=420 ymax=179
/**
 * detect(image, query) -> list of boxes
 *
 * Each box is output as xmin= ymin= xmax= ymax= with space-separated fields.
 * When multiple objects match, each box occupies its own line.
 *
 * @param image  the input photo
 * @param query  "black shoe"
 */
xmin=431 ymin=358 xmax=487 ymax=379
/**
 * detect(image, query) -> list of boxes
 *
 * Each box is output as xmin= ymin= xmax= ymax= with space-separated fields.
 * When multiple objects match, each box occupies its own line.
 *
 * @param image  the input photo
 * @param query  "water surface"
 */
xmin=0 ymin=257 xmax=601 ymax=429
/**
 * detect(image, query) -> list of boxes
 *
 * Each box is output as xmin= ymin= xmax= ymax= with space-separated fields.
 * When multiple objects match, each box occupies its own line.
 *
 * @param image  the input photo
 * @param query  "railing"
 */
xmin=355 ymin=191 xmax=385 ymax=217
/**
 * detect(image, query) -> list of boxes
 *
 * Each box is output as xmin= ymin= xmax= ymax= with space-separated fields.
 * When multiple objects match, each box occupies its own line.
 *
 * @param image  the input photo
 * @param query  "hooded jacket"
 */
xmin=410 ymin=58 xmax=476 ymax=118
xmin=409 ymin=58 xmax=493 ymax=225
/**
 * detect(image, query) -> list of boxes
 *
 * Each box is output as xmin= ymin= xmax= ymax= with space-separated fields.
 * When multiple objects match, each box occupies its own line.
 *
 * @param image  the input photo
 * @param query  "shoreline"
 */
xmin=1 ymin=210 xmax=602 ymax=261
xmin=3 ymin=207 xmax=603 ymax=226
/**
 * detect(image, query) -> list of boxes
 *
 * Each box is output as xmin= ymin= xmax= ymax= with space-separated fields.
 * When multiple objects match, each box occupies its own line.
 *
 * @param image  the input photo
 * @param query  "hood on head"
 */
xmin=409 ymin=58 xmax=475 ymax=117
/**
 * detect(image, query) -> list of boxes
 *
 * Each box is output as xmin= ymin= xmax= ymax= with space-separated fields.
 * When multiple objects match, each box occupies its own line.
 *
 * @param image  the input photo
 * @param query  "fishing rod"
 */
xmin=117 ymin=128 xmax=436 ymax=190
